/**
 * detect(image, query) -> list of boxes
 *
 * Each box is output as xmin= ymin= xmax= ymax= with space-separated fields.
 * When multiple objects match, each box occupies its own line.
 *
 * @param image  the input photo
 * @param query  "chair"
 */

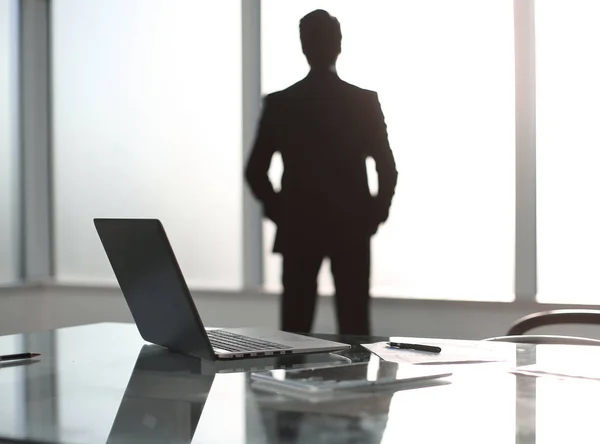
xmin=484 ymin=309 xmax=600 ymax=346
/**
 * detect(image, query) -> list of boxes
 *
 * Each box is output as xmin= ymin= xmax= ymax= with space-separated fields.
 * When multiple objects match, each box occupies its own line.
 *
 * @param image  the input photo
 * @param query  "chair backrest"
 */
xmin=507 ymin=309 xmax=600 ymax=336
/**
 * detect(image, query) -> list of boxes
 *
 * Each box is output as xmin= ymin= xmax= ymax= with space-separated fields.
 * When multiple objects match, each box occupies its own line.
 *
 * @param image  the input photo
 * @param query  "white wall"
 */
xmin=0 ymin=0 xmax=19 ymax=284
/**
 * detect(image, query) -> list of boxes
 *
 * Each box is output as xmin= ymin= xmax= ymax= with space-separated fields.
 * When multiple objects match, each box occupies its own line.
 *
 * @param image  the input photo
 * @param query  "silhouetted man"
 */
xmin=245 ymin=10 xmax=397 ymax=336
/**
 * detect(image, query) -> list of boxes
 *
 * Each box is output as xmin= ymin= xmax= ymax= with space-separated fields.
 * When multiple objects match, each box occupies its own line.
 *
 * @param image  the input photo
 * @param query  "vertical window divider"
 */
xmin=19 ymin=0 xmax=53 ymax=283
xmin=242 ymin=0 xmax=263 ymax=290
xmin=513 ymin=0 xmax=537 ymax=304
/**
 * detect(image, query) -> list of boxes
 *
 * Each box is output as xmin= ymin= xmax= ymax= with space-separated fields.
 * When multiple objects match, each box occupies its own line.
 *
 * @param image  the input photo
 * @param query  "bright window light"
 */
xmin=52 ymin=0 xmax=243 ymax=289
xmin=536 ymin=1 xmax=600 ymax=304
xmin=262 ymin=1 xmax=515 ymax=301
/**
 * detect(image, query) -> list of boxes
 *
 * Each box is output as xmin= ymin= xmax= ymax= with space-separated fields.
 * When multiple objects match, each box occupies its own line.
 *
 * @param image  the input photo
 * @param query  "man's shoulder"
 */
xmin=263 ymin=90 xmax=282 ymax=102
xmin=266 ymin=80 xmax=305 ymax=98
xmin=264 ymin=78 xmax=379 ymax=103
xmin=262 ymin=88 xmax=294 ymax=109
xmin=339 ymin=80 xmax=379 ymax=100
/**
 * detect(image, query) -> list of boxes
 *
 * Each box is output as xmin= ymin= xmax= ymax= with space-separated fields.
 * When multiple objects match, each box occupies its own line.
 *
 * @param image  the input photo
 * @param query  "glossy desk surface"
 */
xmin=1 ymin=322 xmax=600 ymax=444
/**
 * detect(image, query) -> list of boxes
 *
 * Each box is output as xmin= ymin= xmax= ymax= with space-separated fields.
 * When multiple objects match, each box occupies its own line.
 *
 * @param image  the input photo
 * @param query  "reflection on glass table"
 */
xmin=0 ymin=335 xmax=25 ymax=439
xmin=2 ymin=323 xmax=600 ymax=443
xmin=104 ymin=344 xmax=354 ymax=444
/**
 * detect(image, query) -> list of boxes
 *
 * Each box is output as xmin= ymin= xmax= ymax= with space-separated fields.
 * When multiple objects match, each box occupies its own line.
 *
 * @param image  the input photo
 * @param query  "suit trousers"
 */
xmin=280 ymin=237 xmax=371 ymax=336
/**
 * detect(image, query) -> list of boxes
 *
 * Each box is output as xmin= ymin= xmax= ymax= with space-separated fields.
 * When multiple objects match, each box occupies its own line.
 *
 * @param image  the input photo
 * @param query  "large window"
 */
xmin=536 ymin=1 xmax=600 ymax=304
xmin=52 ymin=0 xmax=243 ymax=289
xmin=261 ymin=1 xmax=515 ymax=301
xmin=40 ymin=1 xmax=600 ymax=304
xmin=0 ymin=0 xmax=19 ymax=285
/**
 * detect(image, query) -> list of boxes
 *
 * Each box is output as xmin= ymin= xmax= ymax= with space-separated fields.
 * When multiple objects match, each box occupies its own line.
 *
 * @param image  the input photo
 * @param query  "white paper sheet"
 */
xmin=362 ymin=341 xmax=508 ymax=365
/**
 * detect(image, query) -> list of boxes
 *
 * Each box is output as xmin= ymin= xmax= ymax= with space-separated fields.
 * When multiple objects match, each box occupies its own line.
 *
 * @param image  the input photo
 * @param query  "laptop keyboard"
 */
xmin=207 ymin=329 xmax=293 ymax=353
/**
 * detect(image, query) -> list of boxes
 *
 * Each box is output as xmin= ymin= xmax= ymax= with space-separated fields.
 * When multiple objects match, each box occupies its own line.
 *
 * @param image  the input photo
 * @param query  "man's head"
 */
xmin=299 ymin=10 xmax=342 ymax=69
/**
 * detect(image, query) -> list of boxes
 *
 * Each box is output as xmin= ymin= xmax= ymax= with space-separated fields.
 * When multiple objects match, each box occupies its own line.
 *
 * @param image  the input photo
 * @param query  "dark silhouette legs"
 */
xmin=281 ymin=239 xmax=371 ymax=336
xmin=281 ymin=251 xmax=323 ymax=333
xmin=330 ymin=239 xmax=371 ymax=336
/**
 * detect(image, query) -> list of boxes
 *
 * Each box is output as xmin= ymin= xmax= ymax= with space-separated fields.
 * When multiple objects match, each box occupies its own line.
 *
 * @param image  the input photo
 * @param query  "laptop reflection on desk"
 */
xmin=106 ymin=345 xmax=214 ymax=444
xmin=106 ymin=345 xmax=351 ymax=444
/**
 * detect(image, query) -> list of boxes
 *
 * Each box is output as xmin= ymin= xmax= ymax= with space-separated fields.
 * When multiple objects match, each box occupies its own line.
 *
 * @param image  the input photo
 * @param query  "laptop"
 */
xmin=94 ymin=218 xmax=350 ymax=360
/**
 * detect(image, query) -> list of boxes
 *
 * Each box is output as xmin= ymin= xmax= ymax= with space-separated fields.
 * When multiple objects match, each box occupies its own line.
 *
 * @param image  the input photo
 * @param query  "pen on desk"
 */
xmin=0 ymin=353 xmax=41 ymax=362
xmin=387 ymin=342 xmax=442 ymax=354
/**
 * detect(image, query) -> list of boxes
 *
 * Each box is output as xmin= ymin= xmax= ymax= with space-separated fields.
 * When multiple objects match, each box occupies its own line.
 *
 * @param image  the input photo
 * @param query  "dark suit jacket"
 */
xmin=245 ymin=70 xmax=398 ymax=254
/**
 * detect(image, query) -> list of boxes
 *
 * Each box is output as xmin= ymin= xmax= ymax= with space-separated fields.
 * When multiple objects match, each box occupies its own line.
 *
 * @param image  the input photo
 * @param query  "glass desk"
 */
xmin=1 ymin=322 xmax=599 ymax=443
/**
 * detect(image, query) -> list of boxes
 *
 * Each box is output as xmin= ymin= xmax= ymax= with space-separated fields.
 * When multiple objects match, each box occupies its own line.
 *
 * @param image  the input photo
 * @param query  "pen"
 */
xmin=387 ymin=342 xmax=442 ymax=354
xmin=0 ymin=353 xmax=41 ymax=362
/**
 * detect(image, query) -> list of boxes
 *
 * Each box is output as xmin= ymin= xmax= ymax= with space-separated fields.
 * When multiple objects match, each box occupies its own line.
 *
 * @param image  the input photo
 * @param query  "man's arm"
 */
xmin=245 ymin=95 xmax=280 ymax=223
xmin=368 ymin=92 xmax=398 ymax=224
